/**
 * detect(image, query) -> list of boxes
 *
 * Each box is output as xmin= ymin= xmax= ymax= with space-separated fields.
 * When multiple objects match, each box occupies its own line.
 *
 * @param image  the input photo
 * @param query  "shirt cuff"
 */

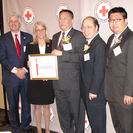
xmin=11 ymin=67 xmax=18 ymax=74
xmin=22 ymin=67 xmax=28 ymax=73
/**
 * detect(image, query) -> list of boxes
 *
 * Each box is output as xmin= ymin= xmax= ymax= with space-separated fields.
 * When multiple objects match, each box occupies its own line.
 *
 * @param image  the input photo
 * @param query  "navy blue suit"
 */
xmin=0 ymin=31 xmax=32 ymax=133
xmin=81 ymin=34 xmax=106 ymax=133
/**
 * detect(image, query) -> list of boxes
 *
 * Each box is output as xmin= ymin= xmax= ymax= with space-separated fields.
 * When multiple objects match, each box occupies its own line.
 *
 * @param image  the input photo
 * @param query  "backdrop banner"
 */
xmin=3 ymin=0 xmax=133 ymax=132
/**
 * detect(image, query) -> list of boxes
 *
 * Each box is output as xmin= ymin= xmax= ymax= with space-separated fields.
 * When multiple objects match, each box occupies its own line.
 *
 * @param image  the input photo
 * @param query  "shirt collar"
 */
xmin=87 ymin=32 xmax=98 ymax=44
xmin=61 ymin=27 xmax=72 ymax=36
xmin=114 ymin=26 xmax=127 ymax=38
xmin=11 ymin=31 xmax=21 ymax=41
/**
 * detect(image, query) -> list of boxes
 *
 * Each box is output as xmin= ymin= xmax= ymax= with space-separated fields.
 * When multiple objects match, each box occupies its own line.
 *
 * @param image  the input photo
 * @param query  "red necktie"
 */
xmin=15 ymin=34 xmax=21 ymax=60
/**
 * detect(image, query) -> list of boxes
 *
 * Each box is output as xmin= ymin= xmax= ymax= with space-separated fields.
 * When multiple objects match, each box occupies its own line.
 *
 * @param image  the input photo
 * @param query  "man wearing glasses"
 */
xmin=104 ymin=7 xmax=133 ymax=133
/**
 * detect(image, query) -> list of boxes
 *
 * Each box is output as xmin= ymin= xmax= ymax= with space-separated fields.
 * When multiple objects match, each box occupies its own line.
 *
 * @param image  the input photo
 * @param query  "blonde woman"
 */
xmin=24 ymin=21 xmax=54 ymax=133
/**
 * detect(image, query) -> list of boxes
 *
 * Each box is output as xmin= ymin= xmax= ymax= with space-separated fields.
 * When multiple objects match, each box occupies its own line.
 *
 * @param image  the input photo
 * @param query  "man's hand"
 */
xmin=89 ymin=93 xmax=97 ymax=100
xmin=51 ymin=49 xmax=62 ymax=56
xmin=124 ymin=95 xmax=133 ymax=105
xmin=15 ymin=68 xmax=26 ymax=79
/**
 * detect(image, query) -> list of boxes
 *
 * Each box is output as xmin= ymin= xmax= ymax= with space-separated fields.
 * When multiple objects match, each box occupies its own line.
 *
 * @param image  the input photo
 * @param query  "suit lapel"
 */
xmin=109 ymin=27 xmax=130 ymax=50
xmin=21 ymin=31 xmax=27 ymax=47
xmin=118 ymin=27 xmax=130 ymax=48
xmin=20 ymin=32 xmax=26 ymax=60
xmin=53 ymin=28 xmax=74 ymax=50
xmin=45 ymin=43 xmax=51 ymax=53
xmin=88 ymin=34 xmax=100 ymax=52
xmin=35 ymin=43 xmax=51 ymax=54
xmin=8 ymin=32 xmax=18 ymax=55
xmin=91 ymin=34 xmax=99 ymax=45
xmin=108 ymin=34 xmax=122 ymax=55
xmin=107 ymin=27 xmax=130 ymax=57
xmin=54 ymin=32 xmax=61 ymax=49
xmin=67 ymin=28 xmax=75 ymax=38
xmin=35 ymin=44 xmax=40 ymax=54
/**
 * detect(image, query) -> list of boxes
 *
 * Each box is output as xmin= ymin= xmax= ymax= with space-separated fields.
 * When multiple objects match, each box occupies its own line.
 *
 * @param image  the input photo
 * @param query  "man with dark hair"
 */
xmin=52 ymin=9 xmax=86 ymax=133
xmin=108 ymin=7 xmax=127 ymax=19
xmin=104 ymin=7 xmax=133 ymax=133
xmin=59 ymin=9 xmax=74 ymax=18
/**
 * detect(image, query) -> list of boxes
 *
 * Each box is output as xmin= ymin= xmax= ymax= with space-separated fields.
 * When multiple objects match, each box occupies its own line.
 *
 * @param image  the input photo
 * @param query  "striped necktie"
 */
xmin=57 ymin=32 xmax=65 ymax=50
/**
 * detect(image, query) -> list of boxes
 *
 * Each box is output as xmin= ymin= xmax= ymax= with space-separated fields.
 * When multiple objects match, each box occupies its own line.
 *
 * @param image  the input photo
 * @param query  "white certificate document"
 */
xmin=28 ymin=54 xmax=58 ymax=80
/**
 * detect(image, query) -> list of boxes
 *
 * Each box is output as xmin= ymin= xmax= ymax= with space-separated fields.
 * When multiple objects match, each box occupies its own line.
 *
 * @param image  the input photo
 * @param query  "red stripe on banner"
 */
xmin=36 ymin=59 xmax=39 ymax=75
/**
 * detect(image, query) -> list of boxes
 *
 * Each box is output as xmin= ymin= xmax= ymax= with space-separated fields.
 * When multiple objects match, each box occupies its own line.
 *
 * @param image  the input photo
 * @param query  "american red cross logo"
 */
xmin=25 ymin=11 xmax=32 ymax=20
xmin=95 ymin=1 xmax=111 ymax=21
xmin=99 ymin=6 xmax=108 ymax=16
xmin=23 ymin=7 xmax=34 ymax=24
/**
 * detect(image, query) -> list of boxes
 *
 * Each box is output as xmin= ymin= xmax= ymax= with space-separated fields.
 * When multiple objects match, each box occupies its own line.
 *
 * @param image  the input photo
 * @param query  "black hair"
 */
xmin=59 ymin=9 xmax=74 ymax=18
xmin=108 ymin=7 xmax=127 ymax=19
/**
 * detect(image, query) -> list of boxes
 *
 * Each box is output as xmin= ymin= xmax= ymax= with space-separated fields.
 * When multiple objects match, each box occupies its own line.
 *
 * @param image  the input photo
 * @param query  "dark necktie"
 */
xmin=15 ymin=34 xmax=21 ymax=60
xmin=57 ymin=32 xmax=65 ymax=50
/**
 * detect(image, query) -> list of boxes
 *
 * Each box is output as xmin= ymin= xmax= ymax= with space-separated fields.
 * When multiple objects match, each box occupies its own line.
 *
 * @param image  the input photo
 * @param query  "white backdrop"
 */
xmin=3 ymin=0 xmax=133 ymax=132
xmin=80 ymin=0 xmax=133 ymax=42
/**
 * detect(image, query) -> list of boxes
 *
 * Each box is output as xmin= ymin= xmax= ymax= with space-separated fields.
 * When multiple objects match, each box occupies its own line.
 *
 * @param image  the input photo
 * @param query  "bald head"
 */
xmin=81 ymin=16 xmax=99 ymax=39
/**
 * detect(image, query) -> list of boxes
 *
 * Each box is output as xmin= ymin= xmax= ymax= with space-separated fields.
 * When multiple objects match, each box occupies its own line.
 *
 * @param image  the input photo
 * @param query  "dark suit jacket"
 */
xmin=0 ymin=31 xmax=32 ymax=88
xmin=24 ymin=41 xmax=52 ymax=67
xmin=81 ymin=34 xmax=106 ymax=104
xmin=52 ymin=28 xmax=86 ymax=90
xmin=104 ymin=27 xmax=133 ymax=102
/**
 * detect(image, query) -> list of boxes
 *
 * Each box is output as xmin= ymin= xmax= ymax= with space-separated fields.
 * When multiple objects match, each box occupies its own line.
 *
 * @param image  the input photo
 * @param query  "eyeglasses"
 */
xmin=108 ymin=18 xmax=124 ymax=23
xmin=36 ymin=29 xmax=45 ymax=32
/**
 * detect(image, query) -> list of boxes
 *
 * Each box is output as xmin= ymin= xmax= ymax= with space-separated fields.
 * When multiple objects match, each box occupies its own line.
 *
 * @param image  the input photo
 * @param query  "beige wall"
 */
xmin=0 ymin=65 xmax=4 ymax=109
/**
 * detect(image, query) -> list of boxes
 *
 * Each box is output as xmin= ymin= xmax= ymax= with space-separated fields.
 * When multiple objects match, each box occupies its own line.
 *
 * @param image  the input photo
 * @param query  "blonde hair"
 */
xmin=32 ymin=21 xmax=50 ymax=44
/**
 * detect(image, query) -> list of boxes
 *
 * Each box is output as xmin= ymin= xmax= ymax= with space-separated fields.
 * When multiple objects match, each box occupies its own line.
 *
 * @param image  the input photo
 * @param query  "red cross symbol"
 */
xmin=99 ymin=6 xmax=108 ymax=16
xmin=25 ymin=11 xmax=32 ymax=20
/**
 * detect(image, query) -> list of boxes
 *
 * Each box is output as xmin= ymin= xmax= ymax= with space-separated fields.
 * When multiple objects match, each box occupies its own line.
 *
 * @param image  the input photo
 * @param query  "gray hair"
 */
xmin=8 ymin=12 xmax=22 ymax=24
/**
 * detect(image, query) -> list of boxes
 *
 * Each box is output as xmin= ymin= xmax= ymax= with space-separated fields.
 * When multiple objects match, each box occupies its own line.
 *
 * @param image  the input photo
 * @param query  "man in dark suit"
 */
xmin=81 ymin=16 xmax=106 ymax=133
xmin=104 ymin=7 xmax=133 ymax=133
xmin=51 ymin=9 xmax=86 ymax=133
xmin=0 ymin=13 xmax=32 ymax=133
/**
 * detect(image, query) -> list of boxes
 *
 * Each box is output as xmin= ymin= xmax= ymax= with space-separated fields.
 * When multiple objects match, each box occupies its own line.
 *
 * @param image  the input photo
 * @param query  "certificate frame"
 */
xmin=28 ymin=54 xmax=58 ymax=80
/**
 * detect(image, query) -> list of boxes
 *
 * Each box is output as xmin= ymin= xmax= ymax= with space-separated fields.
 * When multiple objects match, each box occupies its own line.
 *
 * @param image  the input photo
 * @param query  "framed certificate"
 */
xmin=28 ymin=54 xmax=58 ymax=80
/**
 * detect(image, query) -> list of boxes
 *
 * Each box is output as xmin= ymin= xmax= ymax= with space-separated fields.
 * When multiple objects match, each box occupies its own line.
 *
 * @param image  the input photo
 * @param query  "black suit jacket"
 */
xmin=52 ymin=28 xmax=86 ymax=90
xmin=104 ymin=27 xmax=133 ymax=102
xmin=24 ymin=41 xmax=52 ymax=68
xmin=0 ymin=31 xmax=32 ymax=88
xmin=81 ymin=34 xmax=106 ymax=103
